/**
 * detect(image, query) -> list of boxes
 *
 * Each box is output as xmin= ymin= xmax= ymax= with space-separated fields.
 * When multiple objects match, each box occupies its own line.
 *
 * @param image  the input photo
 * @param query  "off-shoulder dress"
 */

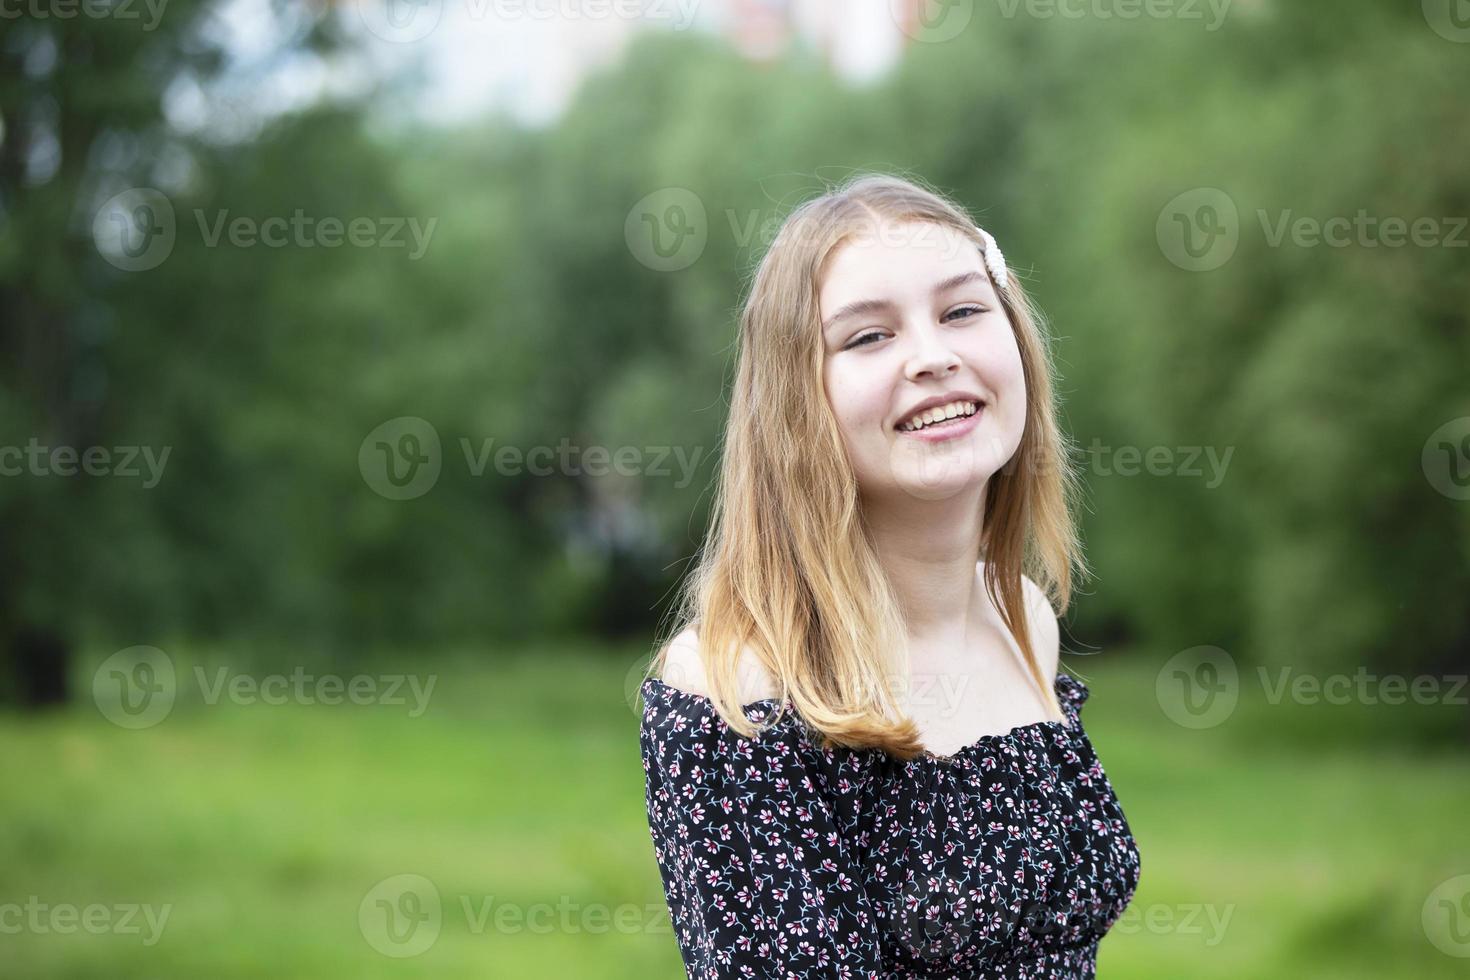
xmin=638 ymin=670 xmax=1142 ymax=979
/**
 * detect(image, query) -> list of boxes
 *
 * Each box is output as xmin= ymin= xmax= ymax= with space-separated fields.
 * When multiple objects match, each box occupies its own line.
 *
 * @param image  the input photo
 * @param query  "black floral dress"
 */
xmin=638 ymin=670 xmax=1142 ymax=979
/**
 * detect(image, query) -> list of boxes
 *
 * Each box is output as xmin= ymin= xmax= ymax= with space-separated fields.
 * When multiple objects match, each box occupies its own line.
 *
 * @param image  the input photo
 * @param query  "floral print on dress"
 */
xmin=639 ymin=670 xmax=1141 ymax=979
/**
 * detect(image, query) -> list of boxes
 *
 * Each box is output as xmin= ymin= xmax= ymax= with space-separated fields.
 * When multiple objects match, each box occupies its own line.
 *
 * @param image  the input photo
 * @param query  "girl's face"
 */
xmin=819 ymin=220 xmax=1027 ymax=502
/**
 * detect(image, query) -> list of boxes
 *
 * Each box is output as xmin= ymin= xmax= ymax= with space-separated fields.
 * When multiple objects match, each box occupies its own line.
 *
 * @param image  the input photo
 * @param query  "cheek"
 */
xmin=824 ymin=360 xmax=891 ymax=438
xmin=993 ymin=350 xmax=1029 ymax=442
xmin=969 ymin=326 xmax=1026 ymax=396
xmin=998 ymin=344 xmax=1026 ymax=394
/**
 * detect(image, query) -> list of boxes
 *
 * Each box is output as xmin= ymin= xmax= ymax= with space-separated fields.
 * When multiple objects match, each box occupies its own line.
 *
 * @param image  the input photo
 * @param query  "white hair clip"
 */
xmin=975 ymin=226 xmax=1009 ymax=290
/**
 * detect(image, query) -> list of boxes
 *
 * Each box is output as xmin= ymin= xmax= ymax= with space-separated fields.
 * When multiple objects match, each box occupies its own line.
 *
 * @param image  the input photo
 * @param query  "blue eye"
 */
xmin=946 ymin=305 xmax=986 ymax=321
xmin=845 ymin=331 xmax=884 ymax=350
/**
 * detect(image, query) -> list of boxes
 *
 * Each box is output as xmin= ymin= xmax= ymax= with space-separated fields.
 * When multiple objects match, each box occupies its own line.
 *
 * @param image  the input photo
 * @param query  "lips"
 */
xmin=894 ymin=390 xmax=986 ymax=431
xmin=895 ymin=397 xmax=983 ymax=432
xmin=896 ymin=404 xmax=984 ymax=442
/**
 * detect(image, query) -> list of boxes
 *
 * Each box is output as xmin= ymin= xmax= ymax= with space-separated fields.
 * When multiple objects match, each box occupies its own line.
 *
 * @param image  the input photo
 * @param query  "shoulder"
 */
xmin=657 ymin=627 xmax=781 ymax=705
xmin=1021 ymin=573 xmax=1061 ymax=685
xmin=642 ymin=629 xmax=804 ymax=776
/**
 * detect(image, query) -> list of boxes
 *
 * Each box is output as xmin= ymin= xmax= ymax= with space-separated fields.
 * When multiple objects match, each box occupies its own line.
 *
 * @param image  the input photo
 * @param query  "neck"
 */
xmin=861 ymin=481 xmax=988 ymax=646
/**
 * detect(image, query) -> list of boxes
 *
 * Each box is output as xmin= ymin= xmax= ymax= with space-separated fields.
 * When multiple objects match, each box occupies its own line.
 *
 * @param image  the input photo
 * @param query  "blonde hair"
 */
xmin=646 ymin=172 xmax=1089 ymax=760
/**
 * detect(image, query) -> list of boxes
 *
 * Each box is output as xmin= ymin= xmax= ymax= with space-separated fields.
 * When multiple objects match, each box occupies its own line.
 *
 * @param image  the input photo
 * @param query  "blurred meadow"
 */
xmin=2 ymin=0 xmax=1468 ymax=977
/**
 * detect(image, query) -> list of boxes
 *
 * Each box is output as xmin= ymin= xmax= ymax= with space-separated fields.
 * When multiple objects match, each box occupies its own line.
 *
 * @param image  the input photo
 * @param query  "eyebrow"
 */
xmin=821 ymin=270 xmax=990 ymax=334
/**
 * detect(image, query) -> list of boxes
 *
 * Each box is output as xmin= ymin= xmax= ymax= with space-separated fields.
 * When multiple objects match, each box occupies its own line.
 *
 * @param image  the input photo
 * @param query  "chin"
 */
xmin=891 ymin=466 xmax=988 ymax=502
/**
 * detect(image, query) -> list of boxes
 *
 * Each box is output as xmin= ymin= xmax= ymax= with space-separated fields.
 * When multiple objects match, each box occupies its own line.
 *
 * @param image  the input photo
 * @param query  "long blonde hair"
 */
xmin=646 ymin=172 xmax=1089 ymax=760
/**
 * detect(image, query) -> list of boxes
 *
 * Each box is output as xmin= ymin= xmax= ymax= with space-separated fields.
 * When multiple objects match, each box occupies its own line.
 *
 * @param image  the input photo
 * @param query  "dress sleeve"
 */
xmin=639 ymin=683 xmax=883 ymax=980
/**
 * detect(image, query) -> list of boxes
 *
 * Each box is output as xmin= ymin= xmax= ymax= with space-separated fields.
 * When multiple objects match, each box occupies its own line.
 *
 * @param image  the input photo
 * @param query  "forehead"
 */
xmin=818 ymin=220 xmax=984 ymax=311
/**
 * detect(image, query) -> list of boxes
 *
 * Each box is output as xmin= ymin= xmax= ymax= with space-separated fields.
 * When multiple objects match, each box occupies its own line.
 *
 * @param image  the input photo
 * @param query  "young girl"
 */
xmin=637 ymin=173 xmax=1142 ymax=978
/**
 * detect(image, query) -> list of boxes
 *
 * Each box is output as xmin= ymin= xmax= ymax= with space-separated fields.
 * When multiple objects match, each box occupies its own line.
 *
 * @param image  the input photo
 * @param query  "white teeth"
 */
xmin=899 ymin=400 xmax=979 ymax=432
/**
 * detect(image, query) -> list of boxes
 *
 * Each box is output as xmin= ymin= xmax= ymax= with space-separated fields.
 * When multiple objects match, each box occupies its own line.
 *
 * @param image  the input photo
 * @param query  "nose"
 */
xmin=903 ymin=319 xmax=960 ymax=381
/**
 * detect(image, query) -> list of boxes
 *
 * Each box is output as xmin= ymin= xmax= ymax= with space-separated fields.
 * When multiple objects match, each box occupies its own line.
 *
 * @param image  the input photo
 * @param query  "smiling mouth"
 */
xmin=895 ymin=399 xmax=981 ymax=433
xmin=902 ymin=413 xmax=970 ymax=433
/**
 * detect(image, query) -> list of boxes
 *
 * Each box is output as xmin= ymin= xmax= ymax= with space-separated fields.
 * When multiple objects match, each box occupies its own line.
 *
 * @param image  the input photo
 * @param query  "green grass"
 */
xmin=2 ymin=643 xmax=1467 ymax=978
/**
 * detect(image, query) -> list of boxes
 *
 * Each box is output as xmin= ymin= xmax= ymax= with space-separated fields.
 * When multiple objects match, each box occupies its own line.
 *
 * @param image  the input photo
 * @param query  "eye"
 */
xmin=945 ymin=305 xmax=987 ymax=321
xmin=841 ymin=306 xmax=987 ymax=351
xmin=844 ymin=330 xmax=886 ymax=350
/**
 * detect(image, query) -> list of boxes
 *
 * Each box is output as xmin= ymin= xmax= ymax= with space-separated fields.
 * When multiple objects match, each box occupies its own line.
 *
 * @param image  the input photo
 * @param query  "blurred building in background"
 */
xmin=409 ymin=0 xmax=925 ymax=125
xmin=723 ymin=0 xmax=923 ymax=83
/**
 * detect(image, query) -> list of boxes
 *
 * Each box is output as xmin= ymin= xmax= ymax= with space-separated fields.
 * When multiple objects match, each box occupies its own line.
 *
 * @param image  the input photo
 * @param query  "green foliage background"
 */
xmin=2 ymin=0 xmax=1468 ymax=977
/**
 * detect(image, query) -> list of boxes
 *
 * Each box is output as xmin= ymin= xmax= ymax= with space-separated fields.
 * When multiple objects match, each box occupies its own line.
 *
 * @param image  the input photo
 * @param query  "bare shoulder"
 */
xmin=1021 ymin=573 xmax=1061 ymax=684
xmin=657 ymin=627 xmax=781 ymax=704
xmin=979 ymin=561 xmax=1061 ymax=679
